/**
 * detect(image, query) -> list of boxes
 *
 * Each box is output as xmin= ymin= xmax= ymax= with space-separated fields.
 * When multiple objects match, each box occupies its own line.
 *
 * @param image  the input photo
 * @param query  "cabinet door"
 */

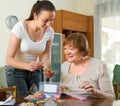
xmin=76 ymin=14 xmax=89 ymax=32
xmin=51 ymin=33 xmax=62 ymax=82
xmin=62 ymin=10 xmax=77 ymax=30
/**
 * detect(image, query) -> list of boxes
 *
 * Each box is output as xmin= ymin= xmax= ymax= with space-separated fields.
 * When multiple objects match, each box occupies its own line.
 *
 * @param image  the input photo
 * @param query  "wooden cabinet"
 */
xmin=52 ymin=10 xmax=93 ymax=63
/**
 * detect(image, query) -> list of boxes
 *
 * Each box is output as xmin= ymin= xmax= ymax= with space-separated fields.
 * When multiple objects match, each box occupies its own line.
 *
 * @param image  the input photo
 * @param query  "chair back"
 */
xmin=113 ymin=83 xmax=119 ymax=99
xmin=113 ymin=65 xmax=120 ymax=90
xmin=0 ymin=86 xmax=16 ymax=101
xmin=113 ymin=64 xmax=120 ymax=99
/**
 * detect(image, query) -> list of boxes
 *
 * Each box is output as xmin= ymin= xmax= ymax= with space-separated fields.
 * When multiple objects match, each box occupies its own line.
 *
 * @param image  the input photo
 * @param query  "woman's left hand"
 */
xmin=78 ymin=81 xmax=96 ymax=95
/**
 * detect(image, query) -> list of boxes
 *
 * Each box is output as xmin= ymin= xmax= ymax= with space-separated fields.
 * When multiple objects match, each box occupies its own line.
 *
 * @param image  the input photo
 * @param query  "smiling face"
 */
xmin=63 ymin=33 xmax=89 ymax=63
xmin=64 ymin=44 xmax=84 ymax=63
xmin=34 ymin=10 xmax=55 ymax=30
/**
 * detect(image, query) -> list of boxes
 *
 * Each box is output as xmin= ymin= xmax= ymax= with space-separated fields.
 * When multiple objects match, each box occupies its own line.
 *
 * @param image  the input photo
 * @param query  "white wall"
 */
xmin=0 ymin=0 xmax=93 ymax=67
xmin=51 ymin=0 xmax=77 ymax=12
xmin=76 ymin=0 xmax=94 ymax=15
xmin=0 ymin=0 xmax=35 ymax=67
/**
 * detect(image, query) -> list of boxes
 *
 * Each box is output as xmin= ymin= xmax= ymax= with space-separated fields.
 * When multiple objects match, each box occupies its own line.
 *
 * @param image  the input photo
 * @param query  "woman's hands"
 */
xmin=26 ymin=61 xmax=44 ymax=72
xmin=79 ymin=81 xmax=114 ymax=99
xmin=26 ymin=62 xmax=54 ymax=79
xmin=43 ymin=66 xmax=54 ymax=79
xmin=79 ymin=81 xmax=97 ymax=95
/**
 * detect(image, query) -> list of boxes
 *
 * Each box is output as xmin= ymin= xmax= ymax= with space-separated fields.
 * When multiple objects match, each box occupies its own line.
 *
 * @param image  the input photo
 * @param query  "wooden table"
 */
xmin=15 ymin=94 xmax=120 ymax=106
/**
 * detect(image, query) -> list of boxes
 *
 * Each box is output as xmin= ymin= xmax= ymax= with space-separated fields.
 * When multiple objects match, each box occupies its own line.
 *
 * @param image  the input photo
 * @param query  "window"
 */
xmin=94 ymin=0 xmax=120 ymax=78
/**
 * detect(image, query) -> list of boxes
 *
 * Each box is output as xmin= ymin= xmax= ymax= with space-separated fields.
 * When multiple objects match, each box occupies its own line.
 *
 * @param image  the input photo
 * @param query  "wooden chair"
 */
xmin=0 ymin=86 xmax=16 ymax=101
xmin=113 ymin=83 xmax=119 ymax=99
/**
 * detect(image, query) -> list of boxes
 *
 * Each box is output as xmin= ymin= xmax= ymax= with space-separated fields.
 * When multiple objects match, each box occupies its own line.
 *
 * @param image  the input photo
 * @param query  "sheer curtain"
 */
xmin=94 ymin=0 xmax=120 ymax=78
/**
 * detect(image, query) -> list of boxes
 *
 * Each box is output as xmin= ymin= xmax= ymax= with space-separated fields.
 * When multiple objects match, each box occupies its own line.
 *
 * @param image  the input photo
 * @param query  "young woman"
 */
xmin=5 ymin=0 xmax=56 ymax=96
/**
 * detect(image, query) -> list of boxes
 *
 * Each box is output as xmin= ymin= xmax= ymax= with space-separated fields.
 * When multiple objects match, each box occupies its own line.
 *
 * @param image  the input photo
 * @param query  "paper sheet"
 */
xmin=0 ymin=96 xmax=15 ymax=105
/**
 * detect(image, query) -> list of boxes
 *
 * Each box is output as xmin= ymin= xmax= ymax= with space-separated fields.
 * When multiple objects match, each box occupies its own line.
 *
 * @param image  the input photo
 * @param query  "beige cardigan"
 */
xmin=61 ymin=58 xmax=114 ymax=95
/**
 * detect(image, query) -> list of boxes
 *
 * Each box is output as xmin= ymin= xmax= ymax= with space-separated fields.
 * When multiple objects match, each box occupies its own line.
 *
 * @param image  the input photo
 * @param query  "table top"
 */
xmin=16 ymin=94 xmax=120 ymax=106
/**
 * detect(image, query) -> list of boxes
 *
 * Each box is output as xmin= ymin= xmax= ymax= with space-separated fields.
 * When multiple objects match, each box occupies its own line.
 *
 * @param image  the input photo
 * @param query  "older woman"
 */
xmin=60 ymin=32 xmax=115 ymax=99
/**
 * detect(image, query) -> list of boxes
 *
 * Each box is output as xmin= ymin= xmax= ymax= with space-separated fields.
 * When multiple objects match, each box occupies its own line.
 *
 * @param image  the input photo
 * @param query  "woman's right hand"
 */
xmin=78 ymin=81 xmax=95 ymax=95
xmin=27 ymin=61 xmax=44 ymax=72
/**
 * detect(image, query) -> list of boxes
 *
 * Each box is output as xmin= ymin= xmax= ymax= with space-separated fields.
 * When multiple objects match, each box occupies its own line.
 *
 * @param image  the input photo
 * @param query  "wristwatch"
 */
xmin=6 ymin=15 xmax=18 ymax=29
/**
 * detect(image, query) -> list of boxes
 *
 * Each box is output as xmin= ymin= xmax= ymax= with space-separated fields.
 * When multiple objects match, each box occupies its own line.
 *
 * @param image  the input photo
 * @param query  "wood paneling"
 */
xmin=76 ymin=14 xmax=89 ymax=32
xmin=62 ymin=10 xmax=77 ymax=31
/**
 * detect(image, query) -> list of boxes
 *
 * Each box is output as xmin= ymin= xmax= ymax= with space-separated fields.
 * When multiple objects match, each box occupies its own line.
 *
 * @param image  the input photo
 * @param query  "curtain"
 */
xmin=94 ymin=0 xmax=120 ymax=78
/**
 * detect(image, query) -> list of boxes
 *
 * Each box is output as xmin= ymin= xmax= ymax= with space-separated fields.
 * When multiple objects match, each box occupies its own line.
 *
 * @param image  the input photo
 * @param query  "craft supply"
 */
xmin=19 ymin=102 xmax=34 ymax=106
xmin=24 ymin=92 xmax=61 ymax=104
xmin=37 ymin=100 xmax=45 ymax=104
xmin=57 ymin=99 xmax=62 ymax=103
xmin=64 ymin=92 xmax=88 ymax=101
xmin=43 ymin=66 xmax=49 ymax=70
xmin=54 ymin=94 xmax=60 ymax=99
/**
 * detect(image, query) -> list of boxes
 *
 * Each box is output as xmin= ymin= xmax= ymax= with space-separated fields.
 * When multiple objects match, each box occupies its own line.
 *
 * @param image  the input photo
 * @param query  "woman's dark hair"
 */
xmin=26 ymin=0 xmax=56 ymax=20
xmin=63 ymin=32 xmax=89 ymax=57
